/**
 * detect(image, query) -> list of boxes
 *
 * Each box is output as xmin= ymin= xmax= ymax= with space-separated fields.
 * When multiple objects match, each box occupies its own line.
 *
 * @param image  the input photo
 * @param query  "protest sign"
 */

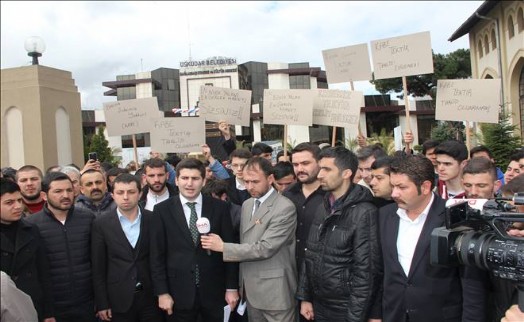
xmin=435 ymin=79 xmax=500 ymax=124
xmin=370 ymin=31 xmax=434 ymax=80
xmin=150 ymin=117 xmax=206 ymax=153
xmin=313 ymin=89 xmax=363 ymax=128
xmin=263 ymin=89 xmax=314 ymax=126
xmin=322 ymin=43 xmax=372 ymax=83
xmin=103 ymin=97 xmax=160 ymax=136
xmin=198 ymin=86 xmax=252 ymax=126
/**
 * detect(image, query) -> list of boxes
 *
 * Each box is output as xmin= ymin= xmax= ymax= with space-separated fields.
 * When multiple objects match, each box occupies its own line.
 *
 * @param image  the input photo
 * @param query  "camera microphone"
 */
xmin=196 ymin=217 xmax=211 ymax=256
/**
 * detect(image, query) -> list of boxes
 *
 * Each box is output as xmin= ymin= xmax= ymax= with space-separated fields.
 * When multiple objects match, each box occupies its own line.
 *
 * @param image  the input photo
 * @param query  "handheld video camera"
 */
xmin=430 ymin=194 xmax=524 ymax=310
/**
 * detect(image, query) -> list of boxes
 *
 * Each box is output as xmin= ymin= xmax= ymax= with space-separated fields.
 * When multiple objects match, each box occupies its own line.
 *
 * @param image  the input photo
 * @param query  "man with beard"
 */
xmin=138 ymin=158 xmax=178 ymax=211
xmin=16 ymin=165 xmax=45 ymax=214
xmin=283 ymin=143 xmax=325 ymax=276
xmin=26 ymin=172 xmax=96 ymax=321
xmin=461 ymin=157 xmax=501 ymax=199
xmin=297 ymin=147 xmax=381 ymax=322
xmin=76 ymin=169 xmax=117 ymax=217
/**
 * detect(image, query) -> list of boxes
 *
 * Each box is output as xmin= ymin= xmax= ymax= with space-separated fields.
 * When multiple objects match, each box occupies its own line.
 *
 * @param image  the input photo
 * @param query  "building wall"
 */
xmin=467 ymin=1 xmax=524 ymax=135
xmin=1 ymin=65 xmax=84 ymax=170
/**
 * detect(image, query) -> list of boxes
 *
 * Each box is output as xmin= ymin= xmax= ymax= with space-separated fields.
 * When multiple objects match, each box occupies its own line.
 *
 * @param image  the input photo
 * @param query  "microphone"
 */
xmin=196 ymin=217 xmax=211 ymax=255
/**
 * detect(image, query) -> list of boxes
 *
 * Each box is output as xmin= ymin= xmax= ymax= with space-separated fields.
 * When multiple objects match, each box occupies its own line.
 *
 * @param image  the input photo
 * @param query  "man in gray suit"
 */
xmin=202 ymin=157 xmax=297 ymax=322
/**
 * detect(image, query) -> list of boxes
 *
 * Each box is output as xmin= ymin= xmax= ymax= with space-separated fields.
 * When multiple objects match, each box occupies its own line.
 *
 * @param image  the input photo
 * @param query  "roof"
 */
xmin=448 ymin=0 xmax=499 ymax=42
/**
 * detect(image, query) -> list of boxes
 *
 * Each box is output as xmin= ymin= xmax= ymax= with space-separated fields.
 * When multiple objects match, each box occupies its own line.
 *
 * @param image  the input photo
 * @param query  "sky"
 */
xmin=1 ymin=1 xmax=483 ymax=110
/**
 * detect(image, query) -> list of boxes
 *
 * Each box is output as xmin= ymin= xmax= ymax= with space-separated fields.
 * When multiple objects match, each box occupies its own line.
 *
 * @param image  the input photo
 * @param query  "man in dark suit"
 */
xmin=92 ymin=173 xmax=163 ymax=322
xmin=371 ymin=155 xmax=488 ymax=322
xmin=150 ymin=158 xmax=238 ymax=322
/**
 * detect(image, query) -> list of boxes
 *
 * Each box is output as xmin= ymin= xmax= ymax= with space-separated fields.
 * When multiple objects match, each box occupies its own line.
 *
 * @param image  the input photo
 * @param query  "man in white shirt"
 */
xmin=371 ymin=155 xmax=488 ymax=322
xmin=139 ymin=158 xmax=178 ymax=211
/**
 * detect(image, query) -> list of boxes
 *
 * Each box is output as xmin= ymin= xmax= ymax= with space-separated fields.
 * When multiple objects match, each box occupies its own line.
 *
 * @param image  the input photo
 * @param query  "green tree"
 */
xmin=480 ymin=113 xmax=521 ymax=170
xmin=87 ymin=126 xmax=117 ymax=165
xmin=430 ymin=121 xmax=465 ymax=142
xmin=371 ymin=49 xmax=471 ymax=99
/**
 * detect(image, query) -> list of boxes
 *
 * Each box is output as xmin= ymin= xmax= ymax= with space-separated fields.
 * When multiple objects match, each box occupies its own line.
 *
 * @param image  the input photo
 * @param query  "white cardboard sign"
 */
xmin=263 ymin=89 xmax=314 ymax=126
xmin=435 ymin=79 xmax=500 ymax=124
xmin=103 ymin=97 xmax=160 ymax=136
xmin=198 ymin=86 xmax=252 ymax=126
xmin=370 ymin=31 xmax=434 ymax=80
xmin=149 ymin=117 xmax=206 ymax=153
xmin=322 ymin=43 xmax=372 ymax=83
xmin=313 ymin=89 xmax=363 ymax=127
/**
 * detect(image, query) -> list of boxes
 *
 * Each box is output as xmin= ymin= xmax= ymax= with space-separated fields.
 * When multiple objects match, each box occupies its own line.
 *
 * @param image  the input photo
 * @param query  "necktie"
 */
xmin=253 ymin=199 xmax=261 ymax=219
xmin=187 ymin=202 xmax=198 ymax=245
xmin=187 ymin=202 xmax=200 ymax=285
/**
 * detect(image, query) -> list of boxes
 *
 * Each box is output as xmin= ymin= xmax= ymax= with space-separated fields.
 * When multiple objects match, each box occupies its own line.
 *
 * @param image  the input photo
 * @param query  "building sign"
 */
xmin=180 ymin=57 xmax=237 ymax=68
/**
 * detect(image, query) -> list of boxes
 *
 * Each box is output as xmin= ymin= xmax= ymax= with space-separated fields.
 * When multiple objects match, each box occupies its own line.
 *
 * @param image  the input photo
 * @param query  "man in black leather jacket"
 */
xmin=297 ymin=146 xmax=382 ymax=322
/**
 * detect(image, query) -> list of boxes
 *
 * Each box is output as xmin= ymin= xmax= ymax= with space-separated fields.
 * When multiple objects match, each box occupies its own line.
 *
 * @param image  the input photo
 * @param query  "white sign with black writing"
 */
xmin=103 ymin=97 xmax=160 ymax=136
xmin=263 ymin=89 xmax=314 ymax=126
xmin=198 ymin=86 xmax=252 ymax=126
xmin=435 ymin=79 xmax=500 ymax=124
xmin=322 ymin=43 xmax=372 ymax=84
xmin=370 ymin=31 xmax=434 ymax=80
xmin=149 ymin=117 xmax=206 ymax=153
xmin=313 ymin=89 xmax=363 ymax=127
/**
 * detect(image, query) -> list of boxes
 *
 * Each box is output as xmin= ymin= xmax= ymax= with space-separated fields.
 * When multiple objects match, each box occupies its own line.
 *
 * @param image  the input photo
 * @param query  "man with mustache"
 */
xmin=75 ymin=169 xmax=117 ymax=217
xmin=138 ymin=158 xmax=178 ymax=211
xmin=26 ymin=172 xmax=96 ymax=321
xmin=16 ymin=165 xmax=45 ymax=214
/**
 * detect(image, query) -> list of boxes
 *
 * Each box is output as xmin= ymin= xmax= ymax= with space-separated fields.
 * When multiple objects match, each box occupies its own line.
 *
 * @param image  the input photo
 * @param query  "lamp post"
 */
xmin=24 ymin=36 xmax=46 ymax=65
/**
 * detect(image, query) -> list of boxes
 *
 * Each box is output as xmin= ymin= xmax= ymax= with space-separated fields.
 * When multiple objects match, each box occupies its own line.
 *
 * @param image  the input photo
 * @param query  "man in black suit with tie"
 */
xmin=91 ymin=173 xmax=163 ymax=322
xmin=371 ymin=155 xmax=488 ymax=322
xmin=150 ymin=158 xmax=239 ymax=321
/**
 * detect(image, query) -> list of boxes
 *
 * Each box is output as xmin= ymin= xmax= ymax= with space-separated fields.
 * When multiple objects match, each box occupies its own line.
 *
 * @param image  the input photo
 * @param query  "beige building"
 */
xmin=449 ymin=0 xmax=524 ymax=137
xmin=1 ymin=65 xmax=84 ymax=171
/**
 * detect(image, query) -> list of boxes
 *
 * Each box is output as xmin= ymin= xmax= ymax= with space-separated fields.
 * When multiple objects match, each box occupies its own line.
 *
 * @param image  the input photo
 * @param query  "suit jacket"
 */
xmin=150 ymin=194 xmax=238 ymax=310
xmin=0 ymin=219 xmax=54 ymax=320
xmin=91 ymin=208 xmax=155 ymax=313
xmin=377 ymin=194 xmax=488 ymax=322
xmin=223 ymin=189 xmax=297 ymax=311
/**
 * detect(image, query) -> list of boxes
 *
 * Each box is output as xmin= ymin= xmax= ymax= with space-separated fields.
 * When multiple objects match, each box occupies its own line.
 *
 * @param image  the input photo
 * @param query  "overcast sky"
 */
xmin=1 ymin=1 xmax=482 ymax=110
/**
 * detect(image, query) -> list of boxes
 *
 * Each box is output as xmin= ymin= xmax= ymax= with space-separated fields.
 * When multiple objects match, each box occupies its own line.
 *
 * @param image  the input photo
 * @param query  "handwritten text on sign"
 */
xmin=313 ymin=89 xmax=363 ymax=128
xmin=263 ymin=89 xmax=314 ymax=126
xmin=198 ymin=86 xmax=252 ymax=126
xmin=370 ymin=31 xmax=433 ymax=80
xmin=150 ymin=117 xmax=206 ymax=153
xmin=322 ymin=43 xmax=372 ymax=84
xmin=103 ymin=97 xmax=160 ymax=136
xmin=435 ymin=79 xmax=500 ymax=124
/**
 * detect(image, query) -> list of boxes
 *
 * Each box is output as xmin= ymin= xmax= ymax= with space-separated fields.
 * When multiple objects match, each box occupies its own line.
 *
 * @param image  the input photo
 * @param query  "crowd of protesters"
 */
xmin=1 ymin=123 xmax=524 ymax=322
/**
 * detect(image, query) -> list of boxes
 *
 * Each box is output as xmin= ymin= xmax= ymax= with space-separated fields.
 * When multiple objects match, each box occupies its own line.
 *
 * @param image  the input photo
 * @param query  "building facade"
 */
xmin=449 ymin=0 xmax=524 ymax=137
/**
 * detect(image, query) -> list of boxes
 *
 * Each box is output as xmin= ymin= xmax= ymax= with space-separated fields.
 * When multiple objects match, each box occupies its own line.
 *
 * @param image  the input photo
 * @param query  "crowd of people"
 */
xmin=1 ymin=125 xmax=523 ymax=322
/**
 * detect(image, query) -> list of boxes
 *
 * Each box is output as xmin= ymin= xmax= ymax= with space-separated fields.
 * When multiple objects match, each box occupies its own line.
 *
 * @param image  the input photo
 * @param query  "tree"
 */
xmin=480 ymin=113 xmax=521 ymax=170
xmin=430 ymin=121 xmax=465 ymax=142
xmin=371 ymin=49 xmax=471 ymax=99
xmin=87 ymin=126 xmax=117 ymax=165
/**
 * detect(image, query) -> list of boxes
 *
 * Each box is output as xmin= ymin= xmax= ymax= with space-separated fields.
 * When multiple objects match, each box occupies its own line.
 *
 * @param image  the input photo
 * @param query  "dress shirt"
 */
xmin=117 ymin=208 xmax=142 ymax=248
xmin=235 ymin=178 xmax=247 ymax=191
xmin=145 ymin=188 xmax=170 ymax=211
xmin=396 ymin=193 xmax=434 ymax=276
xmin=180 ymin=193 xmax=203 ymax=226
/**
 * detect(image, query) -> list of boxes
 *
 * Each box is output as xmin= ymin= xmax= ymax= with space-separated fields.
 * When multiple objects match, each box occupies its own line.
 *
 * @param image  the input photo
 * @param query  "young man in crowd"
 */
xmin=92 ymin=173 xmax=163 ymax=322
xmin=226 ymin=148 xmax=252 ymax=207
xmin=369 ymin=156 xmax=395 ymax=208
xmin=26 ymin=172 xmax=96 ymax=321
xmin=434 ymin=140 xmax=469 ymax=199
xmin=150 ymin=158 xmax=238 ymax=321
xmin=0 ymin=178 xmax=55 ymax=321
xmin=372 ymin=155 xmax=488 ymax=322
xmin=356 ymin=145 xmax=387 ymax=193
xmin=461 ymin=157 xmax=501 ymax=199
xmin=504 ymin=150 xmax=524 ymax=184
xmin=469 ymin=145 xmax=505 ymax=184
xmin=297 ymin=147 xmax=381 ymax=322
xmin=16 ymin=165 xmax=45 ymax=214
xmin=272 ymin=161 xmax=296 ymax=193
xmin=138 ymin=158 xmax=178 ymax=211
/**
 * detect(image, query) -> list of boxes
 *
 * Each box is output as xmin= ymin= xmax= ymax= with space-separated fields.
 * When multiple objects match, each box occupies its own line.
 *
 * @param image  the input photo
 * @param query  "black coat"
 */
xmin=138 ymin=182 xmax=178 ymax=209
xmin=150 ymin=194 xmax=238 ymax=310
xmin=25 ymin=205 xmax=95 ymax=310
xmin=0 ymin=219 xmax=54 ymax=320
xmin=375 ymin=194 xmax=489 ymax=322
xmin=225 ymin=176 xmax=250 ymax=207
xmin=91 ymin=208 xmax=156 ymax=313
xmin=297 ymin=184 xmax=381 ymax=322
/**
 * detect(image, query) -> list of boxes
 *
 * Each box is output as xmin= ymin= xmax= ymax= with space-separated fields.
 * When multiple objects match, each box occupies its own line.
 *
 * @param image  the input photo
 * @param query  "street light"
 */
xmin=24 ymin=36 xmax=46 ymax=65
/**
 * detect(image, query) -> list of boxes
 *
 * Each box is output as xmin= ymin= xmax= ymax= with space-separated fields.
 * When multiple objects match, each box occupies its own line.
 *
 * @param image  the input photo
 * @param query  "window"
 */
xmin=167 ymin=79 xmax=175 ymax=90
xmin=478 ymin=40 xmax=483 ymax=58
xmin=491 ymin=29 xmax=497 ymax=50
xmin=509 ymin=16 xmax=515 ymax=38
xmin=484 ymin=35 xmax=490 ymax=55
xmin=518 ymin=7 xmax=524 ymax=33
